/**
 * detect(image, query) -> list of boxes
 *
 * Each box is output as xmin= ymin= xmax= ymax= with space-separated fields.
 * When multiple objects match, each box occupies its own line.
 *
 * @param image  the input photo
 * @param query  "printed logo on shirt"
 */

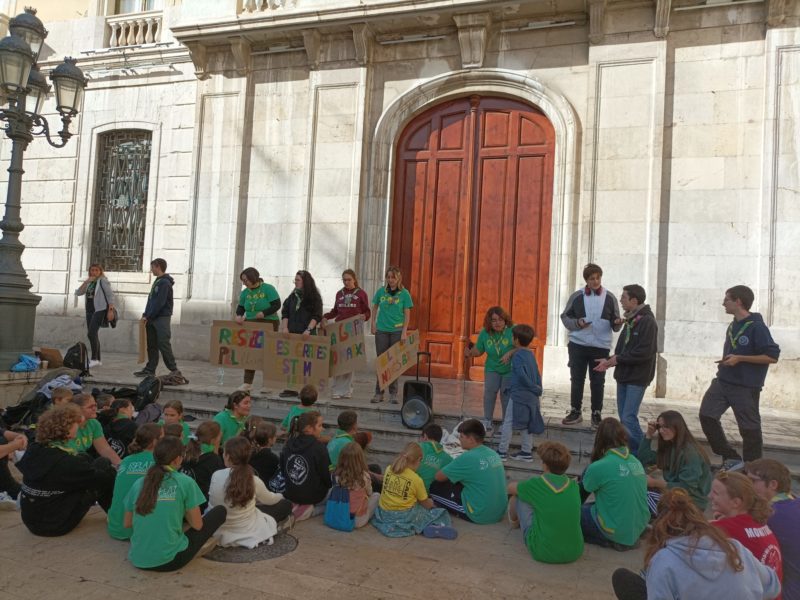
xmin=377 ymin=294 xmax=402 ymax=305
xmin=738 ymin=335 xmax=749 ymax=346
xmin=759 ymin=544 xmax=782 ymax=572
xmin=123 ymin=461 xmax=151 ymax=475
xmin=286 ymin=454 xmax=309 ymax=485
xmin=158 ymin=484 xmax=178 ymax=502
xmin=618 ymin=464 xmax=631 ymax=477
xmin=481 ymin=454 xmax=504 ymax=470
xmin=384 ymin=473 xmax=413 ymax=501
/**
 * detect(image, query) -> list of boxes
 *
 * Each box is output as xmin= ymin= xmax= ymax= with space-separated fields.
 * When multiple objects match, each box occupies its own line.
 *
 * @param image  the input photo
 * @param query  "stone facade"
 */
xmin=1 ymin=0 xmax=798 ymax=407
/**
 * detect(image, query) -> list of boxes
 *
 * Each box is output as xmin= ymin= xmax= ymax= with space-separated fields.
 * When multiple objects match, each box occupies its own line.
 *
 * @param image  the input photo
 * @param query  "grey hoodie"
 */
xmin=646 ymin=535 xmax=781 ymax=600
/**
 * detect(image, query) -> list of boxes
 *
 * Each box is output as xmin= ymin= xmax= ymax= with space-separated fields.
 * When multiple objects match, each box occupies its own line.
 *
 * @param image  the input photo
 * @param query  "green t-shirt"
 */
xmin=582 ymin=447 xmax=650 ymax=546
xmin=213 ymin=409 xmax=246 ymax=444
xmin=68 ymin=418 xmax=104 ymax=454
xmin=238 ymin=282 xmax=280 ymax=321
xmin=281 ymin=405 xmax=313 ymax=431
xmin=124 ymin=469 xmax=206 ymax=569
xmin=327 ymin=430 xmax=355 ymax=469
xmin=417 ymin=441 xmax=453 ymax=491
xmin=108 ymin=450 xmax=155 ymax=540
xmin=475 ymin=327 xmax=514 ymax=375
xmin=158 ymin=420 xmax=192 ymax=445
xmin=517 ymin=474 xmax=584 ymax=563
xmin=441 ymin=444 xmax=507 ymax=524
xmin=372 ymin=287 xmax=414 ymax=332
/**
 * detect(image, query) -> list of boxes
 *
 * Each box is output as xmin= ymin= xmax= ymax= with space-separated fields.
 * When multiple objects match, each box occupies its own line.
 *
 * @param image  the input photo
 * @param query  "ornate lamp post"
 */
xmin=0 ymin=8 xmax=86 ymax=369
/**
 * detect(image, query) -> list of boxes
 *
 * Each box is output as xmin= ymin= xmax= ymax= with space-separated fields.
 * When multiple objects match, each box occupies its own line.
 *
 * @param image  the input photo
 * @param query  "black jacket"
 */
xmin=716 ymin=312 xmax=780 ymax=390
xmin=280 ymin=434 xmax=331 ymax=505
xmin=17 ymin=442 xmax=116 ymax=535
xmin=613 ymin=304 xmax=658 ymax=386
xmin=102 ymin=417 xmax=138 ymax=459
xmin=250 ymin=447 xmax=280 ymax=486
xmin=180 ymin=451 xmax=224 ymax=510
xmin=281 ymin=290 xmax=323 ymax=334
xmin=143 ymin=274 xmax=174 ymax=320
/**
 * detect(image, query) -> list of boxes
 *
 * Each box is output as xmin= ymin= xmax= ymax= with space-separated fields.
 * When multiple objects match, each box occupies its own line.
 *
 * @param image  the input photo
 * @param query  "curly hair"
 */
xmin=482 ymin=306 xmax=513 ymax=333
xmin=36 ymin=404 xmax=83 ymax=444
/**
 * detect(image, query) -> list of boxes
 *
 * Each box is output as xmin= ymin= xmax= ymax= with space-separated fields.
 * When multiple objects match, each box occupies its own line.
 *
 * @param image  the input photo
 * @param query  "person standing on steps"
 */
xmin=699 ymin=285 xmax=780 ymax=471
xmin=74 ymin=263 xmax=116 ymax=369
xmin=278 ymin=270 xmax=323 ymax=398
xmin=135 ymin=258 xmax=183 ymax=380
xmin=234 ymin=267 xmax=281 ymax=393
xmin=371 ymin=266 xmax=413 ymax=404
xmin=593 ymin=284 xmax=658 ymax=451
xmin=560 ymin=263 xmax=622 ymax=428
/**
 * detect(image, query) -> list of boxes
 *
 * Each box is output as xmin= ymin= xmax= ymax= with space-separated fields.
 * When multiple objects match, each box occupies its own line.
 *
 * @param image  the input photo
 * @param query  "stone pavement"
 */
xmin=0 ymin=505 xmax=640 ymax=600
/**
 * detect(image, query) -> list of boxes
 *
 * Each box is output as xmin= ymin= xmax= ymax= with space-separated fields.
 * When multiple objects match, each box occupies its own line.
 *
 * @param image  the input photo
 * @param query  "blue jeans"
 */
xmin=483 ymin=370 xmax=511 ymax=426
xmin=617 ymin=383 xmax=646 ymax=451
xmin=498 ymin=398 xmax=533 ymax=454
xmin=516 ymin=497 xmax=534 ymax=539
xmin=580 ymin=504 xmax=614 ymax=547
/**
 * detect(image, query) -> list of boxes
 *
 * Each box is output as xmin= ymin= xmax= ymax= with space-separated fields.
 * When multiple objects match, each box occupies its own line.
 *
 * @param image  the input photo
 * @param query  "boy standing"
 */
xmin=560 ymin=263 xmax=621 ymax=427
xmin=497 ymin=325 xmax=544 ymax=462
xmin=416 ymin=424 xmax=452 ymax=491
xmin=699 ymin=285 xmax=780 ymax=469
xmin=507 ymin=442 xmax=583 ymax=564
xmin=135 ymin=258 xmax=182 ymax=379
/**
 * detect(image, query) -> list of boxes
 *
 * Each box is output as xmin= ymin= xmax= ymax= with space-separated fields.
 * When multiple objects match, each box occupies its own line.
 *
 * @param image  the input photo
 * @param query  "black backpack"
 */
xmin=63 ymin=342 xmax=89 ymax=376
xmin=1 ymin=392 xmax=51 ymax=429
xmin=134 ymin=375 xmax=162 ymax=411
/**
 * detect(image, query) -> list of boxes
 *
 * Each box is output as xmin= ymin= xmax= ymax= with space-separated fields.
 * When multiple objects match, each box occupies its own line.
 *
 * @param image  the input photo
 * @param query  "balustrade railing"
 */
xmin=242 ymin=0 xmax=294 ymax=12
xmin=106 ymin=11 xmax=162 ymax=48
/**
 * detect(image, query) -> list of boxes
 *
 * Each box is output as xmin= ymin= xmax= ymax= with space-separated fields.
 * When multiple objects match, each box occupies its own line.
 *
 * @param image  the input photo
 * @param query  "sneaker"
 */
xmin=258 ymin=388 xmax=273 ymax=396
xmin=279 ymin=389 xmax=299 ymax=398
xmin=370 ymin=394 xmax=384 ymax=404
xmin=721 ymin=458 xmax=745 ymax=472
xmin=562 ymin=410 xmax=583 ymax=425
xmin=0 ymin=492 xmax=17 ymax=510
xmin=292 ymin=504 xmax=314 ymax=521
xmin=498 ymin=451 xmax=508 ymax=461
xmin=88 ymin=359 xmax=102 ymax=368
xmin=197 ymin=536 xmax=219 ymax=559
xmin=277 ymin=514 xmax=296 ymax=534
xmin=510 ymin=451 xmax=534 ymax=463
xmin=388 ymin=393 xmax=399 ymax=404
xmin=591 ymin=411 xmax=602 ymax=428
xmin=133 ymin=369 xmax=154 ymax=377
xmin=422 ymin=525 xmax=458 ymax=540
xmin=237 ymin=383 xmax=252 ymax=392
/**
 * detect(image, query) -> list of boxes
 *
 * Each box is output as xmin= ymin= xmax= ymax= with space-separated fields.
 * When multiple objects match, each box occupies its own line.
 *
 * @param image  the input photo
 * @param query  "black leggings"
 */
xmin=612 ymin=568 xmax=647 ymax=600
xmin=0 ymin=445 xmax=20 ymax=498
xmin=257 ymin=498 xmax=293 ymax=522
xmin=146 ymin=506 xmax=227 ymax=572
xmin=85 ymin=309 xmax=105 ymax=361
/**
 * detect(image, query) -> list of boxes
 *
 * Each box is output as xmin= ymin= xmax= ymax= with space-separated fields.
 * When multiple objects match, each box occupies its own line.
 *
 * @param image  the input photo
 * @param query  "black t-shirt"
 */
xmin=180 ymin=452 xmax=224 ymax=510
xmin=250 ymin=448 xmax=280 ymax=486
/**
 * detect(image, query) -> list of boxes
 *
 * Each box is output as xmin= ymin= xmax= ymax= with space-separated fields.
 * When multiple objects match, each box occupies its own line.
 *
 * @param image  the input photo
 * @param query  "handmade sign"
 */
xmin=209 ymin=320 xmax=271 ymax=371
xmin=138 ymin=320 xmax=146 ymax=364
xmin=327 ymin=315 xmax=367 ymax=377
xmin=262 ymin=331 xmax=330 ymax=392
xmin=375 ymin=330 xmax=419 ymax=391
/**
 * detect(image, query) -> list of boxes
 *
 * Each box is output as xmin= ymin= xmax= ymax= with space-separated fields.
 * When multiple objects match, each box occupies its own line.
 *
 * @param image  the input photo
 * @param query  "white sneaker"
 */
xmin=236 ymin=383 xmax=252 ymax=392
xmin=0 ymin=492 xmax=17 ymax=510
xmin=89 ymin=360 xmax=102 ymax=368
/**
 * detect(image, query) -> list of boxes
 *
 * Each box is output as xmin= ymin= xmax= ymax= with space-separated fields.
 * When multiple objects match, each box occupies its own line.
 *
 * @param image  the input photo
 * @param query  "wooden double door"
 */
xmin=391 ymin=96 xmax=555 ymax=380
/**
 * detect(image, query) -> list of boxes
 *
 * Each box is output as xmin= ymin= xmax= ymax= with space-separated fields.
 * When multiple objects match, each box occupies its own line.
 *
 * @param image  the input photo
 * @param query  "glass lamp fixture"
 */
xmin=24 ymin=66 xmax=50 ymax=115
xmin=50 ymin=57 xmax=86 ymax=116
xmin=9 ymin=8 xmax=47 ymax=64
xmin=0 ymin=34 xmax=34 ymax=96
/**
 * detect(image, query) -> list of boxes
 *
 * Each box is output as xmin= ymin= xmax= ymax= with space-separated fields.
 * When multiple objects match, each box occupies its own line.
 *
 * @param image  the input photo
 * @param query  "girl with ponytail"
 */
xmin=280 ymin=411 xmax=332 ymax=519
xmin=612 ymin=488 xmax=781 ymax=600
xmin=372 ymin=442 xmax=454 ymax=538
xmin=208 ymin=437 xmax=293 ymax=548
xmin=124 ymin=436 xmax=227 ymax=571
xmin=181 ymin=421 xmax=224 ymax=510
xmin=107 ymin=423 xmax=163 ymax=540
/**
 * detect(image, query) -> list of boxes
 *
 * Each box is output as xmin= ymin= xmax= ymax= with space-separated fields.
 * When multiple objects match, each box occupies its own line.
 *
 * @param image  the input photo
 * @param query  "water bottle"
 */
xmin=217 ymin=367 xmax=225 ymax=386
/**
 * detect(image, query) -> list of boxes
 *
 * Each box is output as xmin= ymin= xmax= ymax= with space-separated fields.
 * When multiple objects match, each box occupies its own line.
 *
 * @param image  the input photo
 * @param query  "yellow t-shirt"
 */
xmin=378 ymin=466 xmax=427 ymax=511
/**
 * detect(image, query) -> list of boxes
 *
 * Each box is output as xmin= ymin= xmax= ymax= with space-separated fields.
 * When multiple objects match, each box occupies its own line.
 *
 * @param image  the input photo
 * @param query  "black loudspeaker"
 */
xmin=401 ymin=351 xmax=433 ymax=430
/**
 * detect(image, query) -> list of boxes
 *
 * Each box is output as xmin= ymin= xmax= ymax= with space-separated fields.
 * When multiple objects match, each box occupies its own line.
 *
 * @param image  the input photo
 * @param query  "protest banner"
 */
xmin=138 ymin=320 xmax=146 ymax=364
xmin=327 ymin=315 xmax=367 ymax=377
xmin=262 ymin=331 xmax=330 ymax=392
xmin=209 ymin=320 xmax=271 ymax=371
xmin=375 ymin=330 xmax=419 ymax=391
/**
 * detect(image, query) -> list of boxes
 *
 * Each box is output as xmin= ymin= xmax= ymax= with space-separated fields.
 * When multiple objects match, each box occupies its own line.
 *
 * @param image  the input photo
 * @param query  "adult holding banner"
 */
xmin=279 ymin=270 xmax=323 ymax=397
xmin=464 ymin=306 xmax=515 ymax=435
xmin=74 ymin=263 xmax=116 ymax=368
xmin=371 ymin=266 xmax=413 ymax=404
xmin=321 ymin=269 xmax=371 ymax=399
xmin=234 ymin=267 xmax=281 ymax=393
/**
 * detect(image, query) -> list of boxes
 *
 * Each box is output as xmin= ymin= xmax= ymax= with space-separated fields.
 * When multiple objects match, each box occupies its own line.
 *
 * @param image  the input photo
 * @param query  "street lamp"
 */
xmin=0 ymin=7 xmax=87 ymax=369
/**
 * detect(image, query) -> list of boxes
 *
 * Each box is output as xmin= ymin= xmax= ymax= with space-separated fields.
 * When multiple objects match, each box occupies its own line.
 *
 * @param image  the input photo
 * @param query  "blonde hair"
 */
xmin=385 ymin=266 xmax=404 ymax=290
xmin=390 ymin=442 xmax=422 ymax=474
xmin=335 ymin=442 xmax=370 ymax=490
xmin=715 ymin=471 xmax=773 ymax=524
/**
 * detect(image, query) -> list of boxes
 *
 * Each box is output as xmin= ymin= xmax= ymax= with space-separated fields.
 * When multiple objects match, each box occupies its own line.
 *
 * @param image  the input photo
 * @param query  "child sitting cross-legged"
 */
xmin=372 ymin=442 xmax=456 ymax=539
xmin=249 ymin=421 xmax=281 ymax=488
xmin=334 ymin=442 xmax=380 ymax=528
xmin=208 ymin=436 xmax=293 ymax=548
xmin=506 ymin=441 xmax=583 ymax=564
xmin=280 ymin=410 xmax=332 ymax=521
xmin=180 ymin=421 xmax=224 ymax=511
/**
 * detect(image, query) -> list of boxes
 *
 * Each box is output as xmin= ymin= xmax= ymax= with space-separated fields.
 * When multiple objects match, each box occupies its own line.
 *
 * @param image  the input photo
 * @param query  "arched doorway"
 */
xmin=390 ymin=95 xmax=555 ymax=380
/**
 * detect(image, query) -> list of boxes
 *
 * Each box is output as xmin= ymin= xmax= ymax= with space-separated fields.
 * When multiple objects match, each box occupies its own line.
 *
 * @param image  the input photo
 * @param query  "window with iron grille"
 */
xmin=90 ymin=130 xmax=152 ymax=272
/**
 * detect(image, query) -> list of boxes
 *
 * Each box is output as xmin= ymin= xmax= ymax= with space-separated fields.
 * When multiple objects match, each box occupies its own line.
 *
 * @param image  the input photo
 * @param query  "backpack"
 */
xmin=323 ymin=484 xmax=355 ymax=532
xmin=1 ymin=392 xmax=51 ymax=429
xmin=134 ymin=376 xmax=162 ymax=412
xmin=63 ymin=342 xmax=89 ymax=376
xmin=134 ymin=403 xmax=162 ymax=425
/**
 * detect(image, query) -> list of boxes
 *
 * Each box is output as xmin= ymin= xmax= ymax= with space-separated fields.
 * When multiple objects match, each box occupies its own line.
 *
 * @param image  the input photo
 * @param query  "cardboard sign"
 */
xmin=375 ymin=330 xmax=419 ymax=391
xmin=138 ymin=320 xmax=146 ymax=364
xmin=327 ymin=315 xmax=367 ymax=377
xmin=262 ymin=331 xmax=330 ymax=392
xmin=209 ymin=320 xmax=271 ymax=371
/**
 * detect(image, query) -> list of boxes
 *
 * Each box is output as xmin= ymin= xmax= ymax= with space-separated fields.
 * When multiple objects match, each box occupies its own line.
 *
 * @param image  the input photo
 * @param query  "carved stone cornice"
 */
xmin=654 ymin=0 xmax=672 ymax=38
xmin=767 ymin=0 xmax=786 ymax=27
xmin=185 ymin=41 xmax=210 ymax=80
xmin=351 ymin=23 xmax=372 ymax=66
xmin=588 ymin=0 xmax=607 ymax=45
xmin=230 ymin=38 xmax=251 ymax=75
xmin=302 ymin=29 xmax=321 ymax=70
xmin=453 ymin=13 xmax=491 ymax=69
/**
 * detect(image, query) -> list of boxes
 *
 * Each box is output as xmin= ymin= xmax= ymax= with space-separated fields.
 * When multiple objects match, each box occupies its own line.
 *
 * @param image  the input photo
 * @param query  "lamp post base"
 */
xmin=0 ymin=286 xmax=40 ymax=371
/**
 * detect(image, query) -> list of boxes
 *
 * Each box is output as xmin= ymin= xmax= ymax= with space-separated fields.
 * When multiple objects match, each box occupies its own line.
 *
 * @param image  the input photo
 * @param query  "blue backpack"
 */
xmin=323 ymin=484 xmax=355 ymax=532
